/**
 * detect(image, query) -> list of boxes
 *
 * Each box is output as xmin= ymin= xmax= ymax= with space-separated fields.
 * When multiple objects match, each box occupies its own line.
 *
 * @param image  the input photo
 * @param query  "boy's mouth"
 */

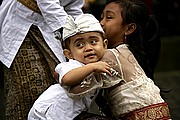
xmin=84 ymin=53 xmax=96 ymax=58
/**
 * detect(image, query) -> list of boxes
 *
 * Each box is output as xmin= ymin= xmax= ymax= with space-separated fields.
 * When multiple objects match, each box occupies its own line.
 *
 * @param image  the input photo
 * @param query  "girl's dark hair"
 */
xmin=107 ymin=0 xmax=161 ymax=80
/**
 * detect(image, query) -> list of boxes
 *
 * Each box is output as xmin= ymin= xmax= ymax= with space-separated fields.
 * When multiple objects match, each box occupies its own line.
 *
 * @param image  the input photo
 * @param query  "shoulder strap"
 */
xmin=17 ymin=0 xmax=41 ymax=14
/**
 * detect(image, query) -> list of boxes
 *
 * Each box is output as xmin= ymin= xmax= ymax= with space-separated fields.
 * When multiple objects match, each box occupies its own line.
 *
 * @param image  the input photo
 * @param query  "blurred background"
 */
xmin=1 ymin=0 xmax=180 ymax=119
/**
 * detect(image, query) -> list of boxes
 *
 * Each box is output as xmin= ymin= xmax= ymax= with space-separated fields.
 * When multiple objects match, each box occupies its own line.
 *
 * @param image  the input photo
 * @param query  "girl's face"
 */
xmin=100 ymin=2 xmax=126 ymax=48
xmin=66 ymin=32 xmax=107 ymax=64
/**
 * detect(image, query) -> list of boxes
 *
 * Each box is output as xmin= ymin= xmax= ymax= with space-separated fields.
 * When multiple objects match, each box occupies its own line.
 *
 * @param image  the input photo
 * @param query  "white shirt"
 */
xmin=0 ymin=0 xmax=84 ymax=68
xmin=28 ymin=59 xmax=98 ymax=120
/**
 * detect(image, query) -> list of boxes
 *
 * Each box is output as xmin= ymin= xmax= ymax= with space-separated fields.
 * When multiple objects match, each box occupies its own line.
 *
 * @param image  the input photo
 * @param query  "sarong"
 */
xmin=4 ymin=25 xmax=59 ymax=120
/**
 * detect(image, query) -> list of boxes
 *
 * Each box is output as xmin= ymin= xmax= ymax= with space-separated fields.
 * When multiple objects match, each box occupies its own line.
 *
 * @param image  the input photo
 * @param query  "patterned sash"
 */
xmin=122 ymin=102 xmax=171 ymax=120
xmin=17 ymin=0 xmax=41 ymax=14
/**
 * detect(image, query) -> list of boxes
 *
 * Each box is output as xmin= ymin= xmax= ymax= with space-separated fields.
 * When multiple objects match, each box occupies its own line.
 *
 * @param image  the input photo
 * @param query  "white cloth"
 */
xmin=28 ymin=59 xmax=98 ymax=120
xmin=62 ymin=14 xmax=104 ymax=41
xmin=0 ymin=0 xmax=84 ymax=68
xmin=55 ymin=59 xmax=84 ymax=84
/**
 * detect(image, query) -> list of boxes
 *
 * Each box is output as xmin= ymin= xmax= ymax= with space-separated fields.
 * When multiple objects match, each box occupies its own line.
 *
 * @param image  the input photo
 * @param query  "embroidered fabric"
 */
xmin=122 ymin=102 xmax=171 ymax=120
xmin=103 ymin=44 xmax=164 ymax=118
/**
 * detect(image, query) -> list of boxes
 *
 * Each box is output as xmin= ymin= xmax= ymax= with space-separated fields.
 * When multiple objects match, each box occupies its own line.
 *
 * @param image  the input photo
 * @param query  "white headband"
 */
xmin=62 ymin=14 xmax=104 ymax=41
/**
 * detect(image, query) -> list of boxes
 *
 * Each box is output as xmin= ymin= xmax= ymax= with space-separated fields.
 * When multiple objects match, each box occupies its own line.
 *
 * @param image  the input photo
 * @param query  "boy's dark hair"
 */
xmin=62 ymin=37 xmax=71 ymax=50
xmin=106 ymin=0 xmax=161 ymax=80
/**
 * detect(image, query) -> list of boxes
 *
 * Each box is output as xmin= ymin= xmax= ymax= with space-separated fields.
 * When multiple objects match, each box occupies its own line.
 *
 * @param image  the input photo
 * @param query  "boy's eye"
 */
xmin=90 ymin=40 xmax=97 ymax=44
xmin=76 ymin=42 xmax=84 ymax=48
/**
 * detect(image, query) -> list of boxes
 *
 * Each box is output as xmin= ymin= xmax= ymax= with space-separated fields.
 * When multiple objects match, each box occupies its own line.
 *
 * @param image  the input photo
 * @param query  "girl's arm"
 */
xmin=61 ymin=61 xmax=111 ymax=86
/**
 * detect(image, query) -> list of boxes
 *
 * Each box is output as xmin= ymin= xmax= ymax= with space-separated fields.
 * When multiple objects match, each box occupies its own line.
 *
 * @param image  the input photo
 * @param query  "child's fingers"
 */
xmin=105 ymin=69 xmax=112 ymax=76
xmin=104 ymin=64 xmax=112 ymax=76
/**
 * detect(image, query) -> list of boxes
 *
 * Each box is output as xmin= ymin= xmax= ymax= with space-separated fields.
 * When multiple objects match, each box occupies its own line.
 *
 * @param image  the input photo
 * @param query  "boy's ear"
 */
xmin=103 ymin=39 xmax=108 ymax=49
xmin=63 ymin=49 xmax=73 ymax=59
xmin=125 ymin=23 xmax=137 ymax=35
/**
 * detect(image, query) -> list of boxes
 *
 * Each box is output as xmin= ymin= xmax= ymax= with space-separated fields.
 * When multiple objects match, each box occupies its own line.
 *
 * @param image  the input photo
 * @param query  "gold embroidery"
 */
xmin=123 ymin=102 xmax=171 ymax=120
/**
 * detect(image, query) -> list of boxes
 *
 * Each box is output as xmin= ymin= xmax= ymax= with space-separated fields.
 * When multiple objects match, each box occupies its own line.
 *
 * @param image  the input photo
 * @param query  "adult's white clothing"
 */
xmin=0 ymin=0 xmax=84 ymax=68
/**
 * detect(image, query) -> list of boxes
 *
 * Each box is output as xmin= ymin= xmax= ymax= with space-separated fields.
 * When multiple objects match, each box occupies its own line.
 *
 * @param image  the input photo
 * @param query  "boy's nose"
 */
xmin=84 ymin=44 xmax=93 ymax=52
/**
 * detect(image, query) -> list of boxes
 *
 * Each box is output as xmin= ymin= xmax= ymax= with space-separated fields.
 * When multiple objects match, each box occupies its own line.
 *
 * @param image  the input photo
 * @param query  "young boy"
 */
xmin=28 ymin=14 xmax=112 ymax=120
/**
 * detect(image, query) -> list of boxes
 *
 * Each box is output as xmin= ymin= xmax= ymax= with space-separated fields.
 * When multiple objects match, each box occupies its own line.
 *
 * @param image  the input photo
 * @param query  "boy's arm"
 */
xmin=66 ymin=50 xmax=123 ymax=98
xmin=61 ymin=61 xmax=111 ymax=86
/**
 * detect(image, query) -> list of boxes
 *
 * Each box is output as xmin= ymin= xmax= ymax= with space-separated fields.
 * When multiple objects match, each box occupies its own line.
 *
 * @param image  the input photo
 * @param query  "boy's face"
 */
xmin=65 ymin=32 xmax=107 ymax=64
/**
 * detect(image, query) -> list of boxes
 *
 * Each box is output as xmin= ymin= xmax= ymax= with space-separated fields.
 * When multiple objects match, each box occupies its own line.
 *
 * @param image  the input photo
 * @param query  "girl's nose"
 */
xmin=100 ymin=19 xmax=104 ymax=27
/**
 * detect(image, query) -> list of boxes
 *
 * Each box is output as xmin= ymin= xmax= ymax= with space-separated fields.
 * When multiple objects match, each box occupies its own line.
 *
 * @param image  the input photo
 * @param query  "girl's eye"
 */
xmin=106 ymin=16 xmax=112 ymax=19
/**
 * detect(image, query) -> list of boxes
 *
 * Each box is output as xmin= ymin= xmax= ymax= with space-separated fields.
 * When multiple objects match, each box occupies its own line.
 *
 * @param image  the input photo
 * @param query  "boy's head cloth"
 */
xmin=63 ymin=14 xmax=104 ymax=41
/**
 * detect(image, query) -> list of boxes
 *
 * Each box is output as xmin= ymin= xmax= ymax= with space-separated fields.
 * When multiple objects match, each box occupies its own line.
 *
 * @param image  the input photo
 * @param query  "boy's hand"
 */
xmin=90 ymin=61 xmax=112 ymax=76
